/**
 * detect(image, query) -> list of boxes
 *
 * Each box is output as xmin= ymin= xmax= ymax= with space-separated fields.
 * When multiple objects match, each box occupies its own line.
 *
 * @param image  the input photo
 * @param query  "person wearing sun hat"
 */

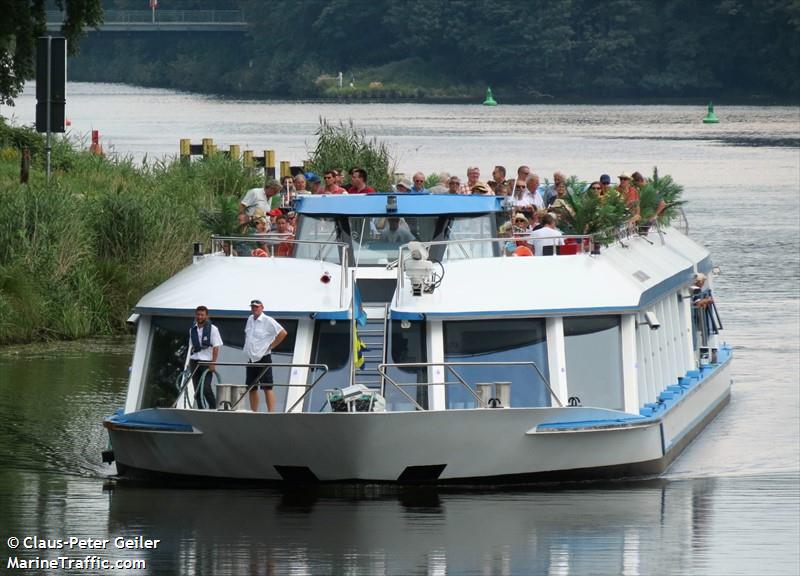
xmin=616 ymin=172 xmax=640 ymax=213
xmin=471 ymin=181 xmax=492 ymax=195
xmin=244 ymin=299 xmax=287 ymax=413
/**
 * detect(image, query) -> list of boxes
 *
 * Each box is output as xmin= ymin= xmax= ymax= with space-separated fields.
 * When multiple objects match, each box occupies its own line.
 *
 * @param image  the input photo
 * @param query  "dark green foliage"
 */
xmin=0 ymin=117 xmax=44 ymax=154
xmin=638 ymin=167 xmax=686 ymax=225
xmin=0 ymin=120 xmax=261 ymax=344
xmin=307 ymin=119 xmax=395 ymax=192
xmin=558 ymin=177 xmax=632 ymax=245
xmin=199 ymin=195 xmax=241 ymax=237
xmin=4 ymin=1 xmax=797 ymax=101
xmin=0 ymin=0 xmax=103 ymax=105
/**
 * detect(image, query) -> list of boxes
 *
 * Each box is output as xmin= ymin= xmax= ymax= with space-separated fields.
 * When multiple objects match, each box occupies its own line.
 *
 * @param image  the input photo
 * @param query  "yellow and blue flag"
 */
xmin=354 ymin=329 xmax=367 ymax=370
xmin=353 ymin=283 xmax=368 ymax=327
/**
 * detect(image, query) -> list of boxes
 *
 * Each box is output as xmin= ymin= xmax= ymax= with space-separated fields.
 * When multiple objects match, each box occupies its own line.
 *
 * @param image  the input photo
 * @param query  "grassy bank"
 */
xmin=0 ymin=118 xmax=261 ymax=345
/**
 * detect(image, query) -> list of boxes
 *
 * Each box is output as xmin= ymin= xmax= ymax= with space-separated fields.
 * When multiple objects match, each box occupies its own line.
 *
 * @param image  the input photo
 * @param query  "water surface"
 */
xmin=1 ymin=84 xmax=798 ymax=575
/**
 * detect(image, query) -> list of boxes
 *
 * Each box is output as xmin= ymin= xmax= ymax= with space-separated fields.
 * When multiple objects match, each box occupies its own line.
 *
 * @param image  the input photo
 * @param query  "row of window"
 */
xmin=140 ymin=316 xmax=625 ymax=412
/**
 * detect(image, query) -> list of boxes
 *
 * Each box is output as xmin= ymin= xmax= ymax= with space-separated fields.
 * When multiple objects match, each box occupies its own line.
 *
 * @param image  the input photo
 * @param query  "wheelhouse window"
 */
xmin=295 ymin=214 xmax=499 ymax=266
xmin=292 ymin=216 xmax=342 ymax=264
xmin=140 ymin=317 xmax=297 ymax=411
xmin=563 ymin=316 xmax=623 ymax=410
xmin=443 ymin=318 xmax=550 ymax=408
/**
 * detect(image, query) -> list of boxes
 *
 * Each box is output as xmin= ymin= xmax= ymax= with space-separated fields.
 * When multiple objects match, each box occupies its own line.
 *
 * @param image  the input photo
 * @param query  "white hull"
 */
xmin=107 ymin=361 xmax=731 ymax=484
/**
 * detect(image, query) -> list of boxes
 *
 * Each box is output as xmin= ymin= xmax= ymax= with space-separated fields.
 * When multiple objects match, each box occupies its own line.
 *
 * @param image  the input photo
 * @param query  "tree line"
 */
xmin=2 ymin=0 xmax=799 ymax=104
xmin=239 ymin=0 xmax=799 ymax=99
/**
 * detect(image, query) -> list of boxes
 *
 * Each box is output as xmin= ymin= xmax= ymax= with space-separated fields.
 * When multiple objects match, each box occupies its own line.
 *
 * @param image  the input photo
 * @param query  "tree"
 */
xmin=0 ymin=0 xmax=102 ymax=106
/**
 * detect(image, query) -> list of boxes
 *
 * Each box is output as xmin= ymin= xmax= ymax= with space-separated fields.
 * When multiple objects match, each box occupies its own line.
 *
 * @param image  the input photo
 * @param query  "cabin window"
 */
xmin=443 ymin=215 xmax=499 ymax=260
xmin=563 ymin=316 xmax=624 ymax=410
xmin=305 ymin=320 xmax=351 ymax=412
xmin=345 ymin=216 xmax=449 ymax=266
xmin=384 ymin=320 xmax=428 ymax=410
xmin=292 ymin=216 xmax=342 ymax=264
xmin=443 ymin=318 xmax=550 ymax=408
xmin=139 ymin=317 xmax=297 ymax=410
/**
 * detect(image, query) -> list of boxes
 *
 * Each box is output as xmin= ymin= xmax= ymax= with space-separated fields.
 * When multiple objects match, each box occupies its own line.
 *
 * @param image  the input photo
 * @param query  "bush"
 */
xmin=0 ymin=119 xmax=259 ymax=344
xmin=307 ymin=119 xmax=395 ymax=192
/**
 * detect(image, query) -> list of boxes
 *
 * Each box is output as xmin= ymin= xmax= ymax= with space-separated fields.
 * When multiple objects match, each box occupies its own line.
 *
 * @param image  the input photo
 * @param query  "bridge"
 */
xmin=45 ymin=10 xmax=247 ymax=33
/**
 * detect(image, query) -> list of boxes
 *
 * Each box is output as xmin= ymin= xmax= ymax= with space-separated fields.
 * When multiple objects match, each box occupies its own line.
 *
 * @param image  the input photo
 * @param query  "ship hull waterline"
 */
xmin=106 ymin=362 xmax=731 ymax=485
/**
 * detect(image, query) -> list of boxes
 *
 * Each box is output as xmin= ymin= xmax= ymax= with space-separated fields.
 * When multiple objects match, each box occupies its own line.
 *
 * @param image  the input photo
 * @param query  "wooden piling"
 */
xmin=243 ymin=150 xmax=254 ymax=167
xmin=180 ymin=139 xmax=191 ymax=165
xmin=229 ymin=144 xmax=240 ymax=160
xmin=265 ymin=150 xmax=276 ymax=179
xmin=20 ymin=146 xmax=31 ymax=184
xmin=280 ymin=161 xmax=291 ymax=179
xmin=202 ymin=138 xmax=214 ymax=158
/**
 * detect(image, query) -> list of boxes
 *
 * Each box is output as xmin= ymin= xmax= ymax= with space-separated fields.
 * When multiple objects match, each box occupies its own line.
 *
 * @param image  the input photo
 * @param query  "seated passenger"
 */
xmin=380 ymin=218 xmax=416 ymax=244
xmin=395 ymin=178 xmax=412 ymax=193
xmin=410 ymin=172 xmax=430 ymax=194
xmin=249 ymin=216 xmax=270 ymax=256
xmin=272 ymin=216 xmax=295 ymax=257
xmin=530 ymin=213 xmax=564 ymax=256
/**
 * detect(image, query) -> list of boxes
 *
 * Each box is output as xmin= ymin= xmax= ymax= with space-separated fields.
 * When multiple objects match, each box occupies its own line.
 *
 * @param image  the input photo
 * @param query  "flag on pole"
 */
xmin=353 ymin=330 xmax=367 ymax=369
xmin=353 ymin=282 xmax=367 ymax=327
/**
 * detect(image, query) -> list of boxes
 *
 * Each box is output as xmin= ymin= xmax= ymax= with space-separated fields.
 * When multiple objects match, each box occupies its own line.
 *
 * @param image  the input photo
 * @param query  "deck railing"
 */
xmin=395 ymin=233 xmax=595 ymax=292
xmin=176 ymin=361 xmax=329 ymax=412
xmin=209 ymin=235 xmax=349 ymax=306
xmin=377 ymin=361 xmax=562 ymax=411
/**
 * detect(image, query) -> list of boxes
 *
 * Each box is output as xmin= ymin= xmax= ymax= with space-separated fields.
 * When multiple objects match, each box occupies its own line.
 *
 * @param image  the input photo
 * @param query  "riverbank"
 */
xmin=0 ymin=118 xmax=261 ymax=345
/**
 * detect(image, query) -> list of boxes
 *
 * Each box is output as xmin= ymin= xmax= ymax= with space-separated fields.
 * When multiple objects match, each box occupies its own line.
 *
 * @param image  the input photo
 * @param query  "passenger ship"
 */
xmin=104 ymin=193 xmax=731 ymax=484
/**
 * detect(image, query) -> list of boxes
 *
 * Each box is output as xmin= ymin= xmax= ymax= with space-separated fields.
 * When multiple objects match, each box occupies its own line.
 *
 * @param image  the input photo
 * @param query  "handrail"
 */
xmin=210 ymin=235 xmax=349 ymax=306
xmin=377 ymin=361 xmax=563 ymax=410
xmin=175 ymin=361 xmax=329 ymax=412
xmin=396 ymin=234 xmax=595 ymax=290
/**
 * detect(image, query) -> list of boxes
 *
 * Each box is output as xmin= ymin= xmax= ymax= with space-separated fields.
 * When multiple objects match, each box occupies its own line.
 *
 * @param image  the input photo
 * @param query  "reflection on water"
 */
xmin=1 ymin=473 xmax=797 ymax=576
xmin=0 ymin=92 xmax=798 ymax=574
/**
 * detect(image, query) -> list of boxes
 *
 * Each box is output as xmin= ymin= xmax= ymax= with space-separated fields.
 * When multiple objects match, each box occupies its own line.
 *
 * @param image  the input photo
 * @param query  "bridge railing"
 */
xmin=46 ymin=9 xmax=245 ymax=25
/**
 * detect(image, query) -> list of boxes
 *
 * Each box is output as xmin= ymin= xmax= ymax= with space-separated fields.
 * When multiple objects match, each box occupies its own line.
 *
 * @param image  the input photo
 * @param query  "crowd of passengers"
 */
xmin=234 ymin=165 xmax=654 ymax=257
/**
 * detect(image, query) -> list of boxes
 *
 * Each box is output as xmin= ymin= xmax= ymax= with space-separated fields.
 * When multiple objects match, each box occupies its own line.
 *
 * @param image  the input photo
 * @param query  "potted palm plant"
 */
xmin=199 ymin=195 xmax=243 ymax=254
xmin=636 ymin=167 xmax=686 ymax=234
xmin=559 ymin=179 xmax=630 ymax=252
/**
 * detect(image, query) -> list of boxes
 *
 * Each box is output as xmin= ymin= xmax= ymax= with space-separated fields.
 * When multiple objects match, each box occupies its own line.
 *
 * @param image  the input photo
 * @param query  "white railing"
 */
xmin=210 ymin=235 xmax=349 ymax=306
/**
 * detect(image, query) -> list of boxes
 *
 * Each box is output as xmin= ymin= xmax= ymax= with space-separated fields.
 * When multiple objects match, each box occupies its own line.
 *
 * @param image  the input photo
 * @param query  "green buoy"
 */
xmin=702 ymin=101 xmax=719 ymax=124
xmin=483 ymin=87 xmax=497 ymax=106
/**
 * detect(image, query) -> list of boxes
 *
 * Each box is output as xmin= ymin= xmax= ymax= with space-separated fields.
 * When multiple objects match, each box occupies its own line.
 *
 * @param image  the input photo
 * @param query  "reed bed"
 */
xmin=0 ymin=120 xmax=262 ymax=344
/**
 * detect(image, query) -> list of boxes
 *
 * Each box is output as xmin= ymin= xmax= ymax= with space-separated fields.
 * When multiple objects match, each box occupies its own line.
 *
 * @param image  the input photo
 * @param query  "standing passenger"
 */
xmin=244 ymin=300 xmax=288 ymax=413
xmin=347 ymin=167 xmax=376 ymax=194
xmin=239 ymin=180 xmax=281 ymax=224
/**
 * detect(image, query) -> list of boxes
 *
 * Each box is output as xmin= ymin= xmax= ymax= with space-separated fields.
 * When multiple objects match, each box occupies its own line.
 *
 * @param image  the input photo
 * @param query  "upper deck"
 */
xmin=133 ymin=189 xmax=710 ymax=320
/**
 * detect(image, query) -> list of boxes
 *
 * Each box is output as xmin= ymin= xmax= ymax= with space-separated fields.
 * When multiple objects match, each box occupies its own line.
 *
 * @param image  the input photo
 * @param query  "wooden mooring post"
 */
xmin=177 ymin=140 xmax=310 ymax=183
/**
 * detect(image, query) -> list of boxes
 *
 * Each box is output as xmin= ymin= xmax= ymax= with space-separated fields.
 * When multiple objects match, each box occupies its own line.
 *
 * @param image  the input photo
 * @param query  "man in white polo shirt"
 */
xmin=530 ymin=213 xmax=564 ymax=256
xmin=188 ymin=305 xmax=223 ymax=409
xmin=244 ymin=299 xmax=288 ymax=412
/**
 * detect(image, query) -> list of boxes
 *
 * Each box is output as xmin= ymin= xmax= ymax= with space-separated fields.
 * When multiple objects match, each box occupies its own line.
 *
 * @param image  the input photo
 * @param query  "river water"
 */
xmin=1 ymin=83 xmax=799 ymax=575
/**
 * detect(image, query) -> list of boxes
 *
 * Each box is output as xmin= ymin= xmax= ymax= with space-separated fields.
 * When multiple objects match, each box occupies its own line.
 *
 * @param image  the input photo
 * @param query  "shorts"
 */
xmin=246 ymin=354 xmax=274 ymax=390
